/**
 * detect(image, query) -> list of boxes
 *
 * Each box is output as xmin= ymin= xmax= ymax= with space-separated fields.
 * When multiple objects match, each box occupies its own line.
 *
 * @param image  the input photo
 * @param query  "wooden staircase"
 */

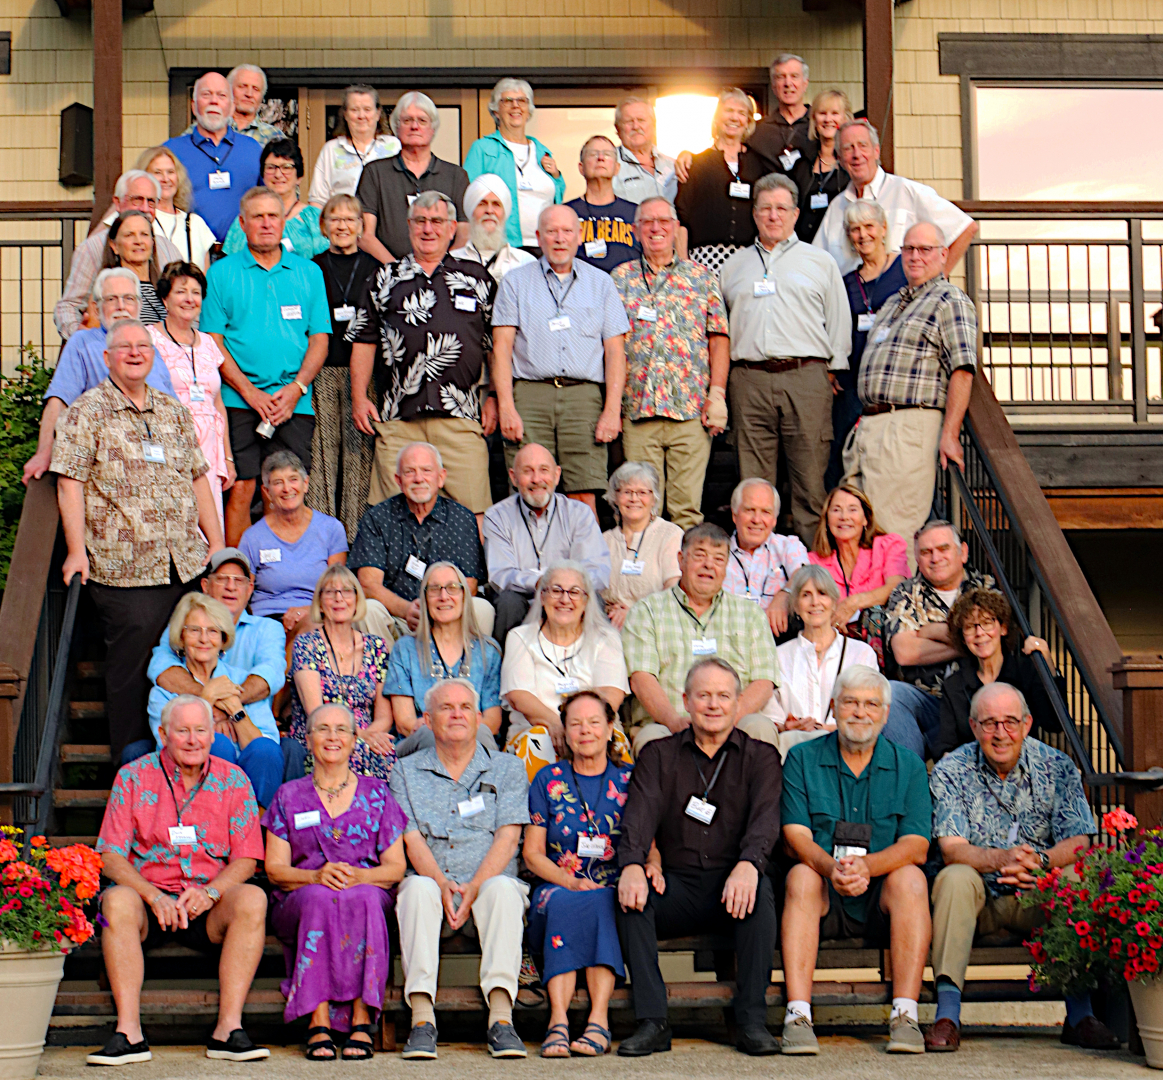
xmin=49 ymin=658 xmax=112 ymax=846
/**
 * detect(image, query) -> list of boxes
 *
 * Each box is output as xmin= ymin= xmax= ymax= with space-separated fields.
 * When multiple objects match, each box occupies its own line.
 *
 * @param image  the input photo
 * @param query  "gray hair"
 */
xmin=92 ymin=266 xmax=142 ymax=304
xmin=227 ymin=63 xmax=267 ymax=97
xmin=160 ymin=693 xmax=213 ymax=730
xmin=395 ymin=440 xmax=443 ymax=476
xmin=105 ymin=318 xmax=150 ymax=350
xmin=305 ymin=702 xmax=356 ymax=735
xmin=538 ymin=202 xmax=579 ymax=232
xmin=407 ymin=189 xmax=457 ymax=220
xmin=681 ymin=522 xmax=730 ymax=552
xmin=604 ymin=461 xmax=662 ymax=524
xmin=754 ymin=172 xmax=799 ymax=204
xmin=684 ymin=656 xmax=742 ymax=697
xmin=915 ymin=517 xmax=962 ymax=551
xmin=390 ymin=91 xmax=440 ymax=136
xmin=969 ymin=681 xmax=1031 ymax=724
xmin=488 ymin=77 xmax=536 ymax=123
xmin=787 ymin=564 xmax=840 ymax=610
xmin=832 ymin=663 xmax=892 ymax=709
xmin=526 ymin=560 xmax=608 ymax=631
xmin=634 ymin=196 xmax=677 ymax=225
xmin=771 ymin=52 xmax=809 ymax=80
xmin=415 ymin=562 xmax=495 ymax=679
xmin=114 ymin=169 xmax=161 ymax=202
xmin=837 ymin=118 xmax=880 ymax=152
xmin=424 ymin=677 xmax=480 ymax=715
xmin=614 ymin=95 xmax=654 ymax=127
xmin=261 ymin=449 xmax=307 ymax=487
xmin=843 ymin=199 xmax=888 ymax=232
xmin=730 ymin=477 xmax=780 ymax=518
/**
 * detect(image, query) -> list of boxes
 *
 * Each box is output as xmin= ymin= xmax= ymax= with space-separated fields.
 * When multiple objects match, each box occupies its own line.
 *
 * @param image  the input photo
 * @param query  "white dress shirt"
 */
xmin=773 ymin=631 xmax=879 ymax=727
xmin=612 ymin=145 xmax=678 ymax=205
xmin=451 ymin=241 xmax=536 ymax=283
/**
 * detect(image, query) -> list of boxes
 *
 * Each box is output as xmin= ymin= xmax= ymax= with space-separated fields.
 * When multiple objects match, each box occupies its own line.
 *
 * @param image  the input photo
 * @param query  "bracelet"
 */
xmin=293 ymin=379 xmax=309 ymax=395
xmin=224 ymin=456 xmax=234 ymax=462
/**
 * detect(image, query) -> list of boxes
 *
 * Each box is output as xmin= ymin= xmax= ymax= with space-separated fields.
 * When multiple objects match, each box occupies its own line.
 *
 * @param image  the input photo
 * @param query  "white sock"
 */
xmin=891 ymin=997 xmax=919 ymax=1022
xmin=785 ymin=1000 xmax=812 ymax=1023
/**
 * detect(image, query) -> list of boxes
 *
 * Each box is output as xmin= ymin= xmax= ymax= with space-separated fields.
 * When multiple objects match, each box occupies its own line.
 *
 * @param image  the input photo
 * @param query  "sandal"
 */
xmin=342 ymin=1024 xmax=376 ymax=1061
xmin=570 ymin=1023 xmax=611 ymax=1056
xmin=540 ymin=1023 xmax=572 ymax=1058
xmin=305 ymin=1027 xmax=336 ymax=1061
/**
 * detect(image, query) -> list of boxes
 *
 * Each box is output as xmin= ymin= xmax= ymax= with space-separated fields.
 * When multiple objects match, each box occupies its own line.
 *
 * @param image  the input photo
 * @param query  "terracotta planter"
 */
xmin=1131 ymin=975 xmax=1163 ymax=1069
xmin=0 ymin=944 xmax=66 ymax=1080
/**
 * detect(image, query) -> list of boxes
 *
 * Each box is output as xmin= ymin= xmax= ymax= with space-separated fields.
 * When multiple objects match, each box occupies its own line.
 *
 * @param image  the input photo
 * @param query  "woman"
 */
xmin=501 ymin=562 xmax=630 ymax=781
xmin=524 ymin=692 xmax=632 ymax=1057
xmin=136 ymin=145 xmax=216 ymax=268
xmin=263 ymin=705 xmax=407 ymax=1060
xmin=934 ymin=587 xmax=1063 ymax=761
xmin=809 ymin=484 xmax=908 ymax=666
xmin=308 ymin=85 xmax=401 ymax=207
xmin=773 ymin=566 xmax=879 ymax=759
xmin=306 ymin=194 xmax=381 ymax=540
xmin=464 ymin=78 xmax=564 ymax=254
xmin=383 ymin=561 xmax=502 ymax=745
xmin=149 ymin=261 xmax=233 ymax=528
xmin=101 ymin=211 xmax=165 ymax=323
xmin=147 ymin=593 xmax=284 ymax=807
xmin=238 ymin=451 xmax=348 ymax=635
xmin=223 ymin=139 xmax=329 ymax=258
xmin=600 ymin=462 xmax=681 ymax=630
xmin=290 ymin=565 xmax=395 ymax=781
xmin=789 ymin=90 xmax=853 ymax=243
xmin=674 ymin=88 xmax=774 ymax=273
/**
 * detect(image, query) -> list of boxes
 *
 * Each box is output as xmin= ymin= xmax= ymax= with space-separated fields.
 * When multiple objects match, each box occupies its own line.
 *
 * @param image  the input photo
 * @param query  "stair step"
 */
xmin=74 ymin=661 xmax=105 ymax=679
xmin=60 ymin=744 xmax=112 ymax=764
xmin=53 ymin=789 xmax=111 ymax=808
xmin=49 ymin=836 xmax=98 ymax=847
xmin=69 ymin=702 xmax=106 ymax=720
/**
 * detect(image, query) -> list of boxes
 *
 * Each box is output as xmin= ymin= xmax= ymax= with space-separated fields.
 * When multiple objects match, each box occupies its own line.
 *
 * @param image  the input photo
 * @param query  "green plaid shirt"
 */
xmin=622 ymin=586 xmax=780 ymax=729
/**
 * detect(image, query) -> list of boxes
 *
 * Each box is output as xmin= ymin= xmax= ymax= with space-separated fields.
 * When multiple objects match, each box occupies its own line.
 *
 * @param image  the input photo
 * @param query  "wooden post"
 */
xmin=1110 ymin=654 xmax=1163 ymax=830
xmin=90 ymin=0 xmax=122 ymax=230
xmin=863 ymin=0 xmax=894 ymax=173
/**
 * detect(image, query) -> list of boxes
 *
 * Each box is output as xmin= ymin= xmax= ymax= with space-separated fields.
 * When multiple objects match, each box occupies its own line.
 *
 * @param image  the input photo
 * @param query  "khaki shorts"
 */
xmin=369 ymin=416 xmax=492 ymax=513
xmin=504 ymin=380 xmax=608 ymax=493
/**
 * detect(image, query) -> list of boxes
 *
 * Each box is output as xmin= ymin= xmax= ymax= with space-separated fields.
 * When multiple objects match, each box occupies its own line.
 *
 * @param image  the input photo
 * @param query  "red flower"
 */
xmin=1074 ymin=921 xmax=1091 ymax=936
xmin=1129 ymin=943 xmax=1141 ymax=957
xmin=1137 ymin=921 xmax=1152 ymax=936
xmin=1027 ymin=942 xmax=1047 ymax=963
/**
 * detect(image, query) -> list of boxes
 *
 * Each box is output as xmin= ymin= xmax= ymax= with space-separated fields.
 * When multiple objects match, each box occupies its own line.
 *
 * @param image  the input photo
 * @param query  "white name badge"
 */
xmin=454 ymin=295 xmax=478 ymax=312
xmin=208 ymin=170 xmax=231 ymax=190
xmin=685 ymin=796 xmax=717 ymax=824
xmin=458 ymin=794 xmax=486 ymax=817
xmin=188 ymin=383 xmax=207 ymax=402
xmin=621 ymin=559 xmax=644 ymax=576
xmin=517 ymin=177 xmax=535 ymax=191
xmin=745 ymin=592 xmax=763 ymax=603
xmin=1007 ymin=821 xmax=1019 ymax=845
xmin=753 ymin=280 xmax=776 ymax=297
xmin=857 ymin=312 xmax=876 ymax=332
xmin=692 ymin=637 xmax=718 ymax=656
xmin=555 ymin=677 xmax=581 ymax=696
xmin=294 ymin=810 xmax=321 ymax=830
xmin=635 ymin=305 xmax=657 ymax=323
xmin=584 ymin=239 xmax=607 ymax=259
xmin=728 ymin=181 xmax=751 ymax=199
xmin=577 ymin=835 xmax=606 ymax=858
xmin=872 ymin=327 xmax=890 ymax=345
xmin=779 ymin=149 xmax=802 ymax=170
xmin=405 ymin=554 xmax=427 ymax=579
xmin=407 ymin=193 xmax=418 ymax=206
xmin=259 ymin=548 xmax=282 ymax=564
xmin=281 ymin=305 xmax=302 ymax=321
xmin=281 ymin=237 xmax=294 ymax=250
xmin=168 ymin=825 xmax=197 ymax=846
xmin=141 ymin=441 xmax=166 ymax=464
xmin=810 ymin=192 xmax=829 ymax=210
xmin=833 ymin=843 xmax=868 ymax=859
xmin=334 ymin=305 xmax=356 ymax=323
xmin=548 ymin=315 xmax=571 ymax=332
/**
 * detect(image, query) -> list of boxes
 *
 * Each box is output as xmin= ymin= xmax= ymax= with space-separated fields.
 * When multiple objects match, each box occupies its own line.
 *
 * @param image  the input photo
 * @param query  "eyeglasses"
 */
xmin=321 ymin=587 xmax=357 ymax=599
xmin=264 ymin=162 xmax=298 ymax=176
xmin=426 ymin=583 xmax=465 ymax=597
xmin=399 ymin=115 xmax=432 ymax=127
xmin=758 ymin=204 xmax=797 ymax=215
xmin=212 ymin=574 xmax=250 ymax=587
xmin=619 ymin=488 xmax=654 ymax=500
xmin=182 ymin=625 xmax=221 ymax=639
xmin=313 ymin=725 xmax=353 ymax=738
xmin=902 ymin=244 xmax=941 ymax=256
xmin=837 ymin=696 xmax=883 ymax=713
xmin=546 ymin=585 xmax=587 ymax=600
xmin=410 ymin=216 xmax=450 ymax=228
xmin=499 ymin=96 xmax=529 ymax=107
xmin=110 ymin=343 xmax=154 ymax=356
xmin=102 ymin=294 xmax=138 ymax=307
xmin=963 ymin=618 xmax=1000 ymax=635
xmin=638 ymin=217 xmax=675 ymax=228
xmin=975 ymin=717 xmax=1024 ymax=734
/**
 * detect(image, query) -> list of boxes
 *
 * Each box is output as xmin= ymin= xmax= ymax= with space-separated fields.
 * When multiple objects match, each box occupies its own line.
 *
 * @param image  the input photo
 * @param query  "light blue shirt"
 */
xmin=147 ymin=609 xmax=286 ymax=698
xmin=382 ymin=635 xmax=502 ymax=716
xmin=45 ymin=326 xmax=176 ymax=405
xmin=237 ymin=513 xmax=348 ymax=616
xmin=148 ymin=655 xmax=279 ymax=745
xmin=164 ymin=129 xmax=263 ymax=242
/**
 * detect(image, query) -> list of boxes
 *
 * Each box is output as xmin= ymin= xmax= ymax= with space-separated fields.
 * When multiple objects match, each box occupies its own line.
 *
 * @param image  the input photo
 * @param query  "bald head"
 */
xmin=537 ymin=204 xmax=581 ymax=273
xmin=969 ymin=679 xmax=1033 ymax=778
xmin=192 ymin=71 xmax=233 ymax=135
xmin=509 ymin=443 xmax=561 ymax=510
xmin=901 ymin=221 xmax=948 ymax=288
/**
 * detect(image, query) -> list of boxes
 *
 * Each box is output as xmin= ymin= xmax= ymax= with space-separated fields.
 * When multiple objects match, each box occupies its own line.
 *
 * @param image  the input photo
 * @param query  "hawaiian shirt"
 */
xmin=97 ymin=749 xmax=263 ymax=894
xmin=611 ymin=257 xmax=728 ymax=422
xmin=349 ymin=254 xmax=494 ymax=423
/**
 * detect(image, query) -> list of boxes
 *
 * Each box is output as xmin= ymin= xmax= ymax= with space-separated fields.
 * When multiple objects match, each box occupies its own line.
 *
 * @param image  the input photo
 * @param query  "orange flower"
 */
xmin=29 ymin=836 xmax=47 ymax=849
xmin=0 ymin=839 xmax=19 ymax=862
xmin=45 ymin=845 xmax=102 ymax=899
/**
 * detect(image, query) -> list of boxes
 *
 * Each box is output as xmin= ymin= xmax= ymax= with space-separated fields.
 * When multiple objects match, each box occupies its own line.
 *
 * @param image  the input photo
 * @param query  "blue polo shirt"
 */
xmin=200 ymin=247 xmax=331 ymax=415
xmin=165 ymin=129 xmax=262 ymax=241
xmin=44 ymin=326 xmax=175 ymax=405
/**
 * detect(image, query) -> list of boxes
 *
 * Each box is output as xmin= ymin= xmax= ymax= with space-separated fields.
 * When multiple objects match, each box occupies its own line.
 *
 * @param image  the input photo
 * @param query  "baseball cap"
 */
xmin=207 ymin=547 xmax=253 ymax=576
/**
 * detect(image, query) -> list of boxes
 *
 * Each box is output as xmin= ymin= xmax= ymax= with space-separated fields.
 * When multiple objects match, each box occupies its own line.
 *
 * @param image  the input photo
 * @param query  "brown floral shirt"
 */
xmin=50 ymin=379 xmax=210 ymax=587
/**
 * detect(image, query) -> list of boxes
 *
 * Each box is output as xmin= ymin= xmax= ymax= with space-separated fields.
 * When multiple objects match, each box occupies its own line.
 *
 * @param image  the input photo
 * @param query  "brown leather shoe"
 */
xmin=924 ymin=1018 xmax=961 ymax=1052
xmin=1061 ymin=1015 xmax=1120 ymax=1050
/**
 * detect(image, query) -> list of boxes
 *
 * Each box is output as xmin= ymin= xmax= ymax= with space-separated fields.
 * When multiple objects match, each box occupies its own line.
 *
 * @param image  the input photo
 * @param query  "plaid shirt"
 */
xmin=857 ymin=274 xmax=978 ymax=408
xmin=182 ymin=116 xmax=283 ymax=146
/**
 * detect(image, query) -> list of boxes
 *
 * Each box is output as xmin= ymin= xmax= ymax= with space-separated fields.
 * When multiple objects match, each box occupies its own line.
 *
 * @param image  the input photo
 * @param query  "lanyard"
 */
xmin=347 ymin=137 xmax=376 ymax=168
xmin=690 ymin=742 xmax=728 ymax=801
xmin=565 ymin=762 xmax=604 ymax=838
xmin=624 ymin=519 xmax=652 ymax=562
xmin=163 ymin=318 xmax=198 ymax=388
xmin=976 ymin=743 xmax=1028 ymax=820
xmin=326 ymin=252 xmax=363 ymax=307
xmin=161 ymin=758 xmax=210 ymax=827
xmin=620 ymin=145 xmax=656 ymax=178
xmin=731 ymin=545 xmax=788 ymax=598
xmin=823 ymin=633 xmax=848 ymax=723
xmin=512 ymin=140 xmax=534 ymax=177
xmin=855 ymin=273 xmax=875 ymax=315
xmin=542 ymin=267 xmax=577 ymax=316
xmin=639 ymin=257 xmax=674 ymax=298
xmin=754 ymin=242 xmax=774 ymax=278
xmin=193 ymin=133 xmax=235 ymax=169
xmin=432 ymin=639 xmax=467 ymax=679
xmin=519 ymin=496 xmax=558 ymax=569
xmin=111 ymin=379 xmax=155 ymax=441
xmin=321 ymin=625 xmax=357 ymax=678
xmin=536 ymin=629 xmax=579 ymax=679
xmin=673 ymin=587 xmax=715 ymax=633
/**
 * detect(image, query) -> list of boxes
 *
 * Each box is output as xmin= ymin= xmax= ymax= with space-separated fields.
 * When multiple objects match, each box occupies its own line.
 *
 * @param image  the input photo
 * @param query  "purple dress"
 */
xmin=262 ymin=775 xmax=407 ymax=1029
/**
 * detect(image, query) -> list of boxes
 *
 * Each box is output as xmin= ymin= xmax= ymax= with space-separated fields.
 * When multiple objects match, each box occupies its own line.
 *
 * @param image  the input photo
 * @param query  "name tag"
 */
xmin=857 ymin=312 xmax=876 ymax=332
xmin=685 ymin=796 xmax=716 ymax=824
xmin=584 ymin=239 xmax=607 ymax=259
xmin=555 ymin=677 xmax=581 ymax=696
xmin=334 ymin=304 xmax=356 ymax=323
xmin=635 ymin=304 xmax=657 ymax=323
xmin=753 ymin=280 xmax=776 ymax=297
xmin=168 ymin=825 xmax=197 ymax=847
xmin=745 ymin=592 xmax=763 ymax=603
xmin=141 ymin=441 xmax=166 ymax=464
xmin=728 ymin=181 xmax=751 ymax=199
xmin=208 ymin=170 xmax=231 ymax=190
xmin=407 ymin=193 xmax=418 ymax=206
xmin=872 ymin=327 xmax=890 ymax=345
xmin=188 ymin=383 xmax=206 ymax=402
xmin=779 ymin=149 xmax=801 ymax=170
xmin=577 ymin=835 xmax=606 ymax=858
xmin=281 ymin=305 xmax=302 ymax=321
xmin=692 ymin=637 xmax=717 ymax=656
xmin=810 ymin=192 xmax=829 ymax=210
xmin=294 ymin=810 xmax=321 ymax=830
xmin=458 ymin=794 xmax=486 ymax=818
xmin=548 ymin=315 xmax=571 ymax=332
xmin=281 ymin=237 xmax=294 ymax=250
xmin=833 ymin=843 xmax=868 ymax=859
xmin=1007 ymin=821 xmax=1019 ymax=845
xmin=405 ymin=554 xmax=427 ymax=579
xmin=454 ymin=295 xmax=478 ymax=312
xmin=621 ymin=559 xmax=644 ymax=576
xmin=259 ymin=547 xmax=281 ymax=564
xmin=516 ymin=177 xmax=535 ymax=191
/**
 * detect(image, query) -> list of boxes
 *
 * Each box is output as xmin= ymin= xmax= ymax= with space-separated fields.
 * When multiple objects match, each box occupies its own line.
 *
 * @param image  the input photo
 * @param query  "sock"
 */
xmin=488 ymin=988 xmax=513 ymax=1027
xmin=1065 ymin=993 xmax=1095 ymax=1027
xmin=785 ymin=1000 xmax=812 ymax=1023
xmin=891 ymin=997 xmax=919 ymax=1023
xmin=408 ymin=993 xmax=435 ymax=1028
xmin=934 ymin=977 xmax=962 ymax=1025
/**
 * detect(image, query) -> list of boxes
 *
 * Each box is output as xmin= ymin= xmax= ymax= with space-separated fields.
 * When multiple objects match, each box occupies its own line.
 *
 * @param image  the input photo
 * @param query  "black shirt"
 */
xmin=618 ymin=727 xmax=782 ymax=875
xmin=314 ymin=249 xmax=382 ymax=367
xmin=748 ymin=108 xmax=814 ymax=166
xmin=788 ymin=152 xmax=849 ymax=243
xmin=355 ymin=154 xmax=470 ymax=260
xmin=674 ymin=145 xmax=775 ymax=251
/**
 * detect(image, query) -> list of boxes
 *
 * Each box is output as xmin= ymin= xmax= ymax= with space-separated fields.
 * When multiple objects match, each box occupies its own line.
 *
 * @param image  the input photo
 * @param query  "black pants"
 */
xmin=493 ymin=587 xmax=533 ymax=653
xmin=617 ymin=867 xmax=777 ymax=1028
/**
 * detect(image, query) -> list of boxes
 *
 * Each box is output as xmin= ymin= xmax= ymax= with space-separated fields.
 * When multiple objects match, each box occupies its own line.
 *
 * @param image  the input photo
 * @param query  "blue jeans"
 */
xmin=120 ymin=734 xmax=285 ymax=806
xmin=884 ymin=682 xmax=941 ymax=759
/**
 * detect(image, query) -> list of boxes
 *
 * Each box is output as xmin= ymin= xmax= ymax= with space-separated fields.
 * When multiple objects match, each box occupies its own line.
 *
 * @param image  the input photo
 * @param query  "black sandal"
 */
xmin=342 ymin=1024 xmax=376 ymax=1061
xmin=305 ymin=1027 xmax=336 ymax=1061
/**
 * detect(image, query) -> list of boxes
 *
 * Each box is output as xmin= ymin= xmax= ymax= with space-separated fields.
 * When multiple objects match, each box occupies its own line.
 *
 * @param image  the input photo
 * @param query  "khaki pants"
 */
xmin=843 ymin=407 xmax=943 ymax=573
xmin=622 ymin=416 xmax=711 ymax=531
xmin=396 ymin=874 xmax=529 ymax=1005
xmin=631 ymin=713 xmax=771 ymax=757
xmin=369 ymin=416 xmax=491 ymax=513
xmin=505 ymin=380 xmax=607 ymax=493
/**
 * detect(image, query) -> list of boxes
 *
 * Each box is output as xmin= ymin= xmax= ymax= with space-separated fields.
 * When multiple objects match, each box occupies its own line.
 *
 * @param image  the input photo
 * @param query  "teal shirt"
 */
xmin=781 ymin=732 xmax=931 ymax=919
xmin=463 ymin=130 xmax=566 ymax=249
xmin=221 ymin=205 xmax=329 ymax=259
xmin=201 ymin=246 xmax=332 ymax=415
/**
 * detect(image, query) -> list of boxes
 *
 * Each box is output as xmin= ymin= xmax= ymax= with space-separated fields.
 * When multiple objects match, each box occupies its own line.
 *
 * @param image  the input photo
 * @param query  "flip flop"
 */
xmin=570 ymin=1023 xmax=611 ymax=1056
xmin=540 ymin=1023 xmax=572 ymax=1058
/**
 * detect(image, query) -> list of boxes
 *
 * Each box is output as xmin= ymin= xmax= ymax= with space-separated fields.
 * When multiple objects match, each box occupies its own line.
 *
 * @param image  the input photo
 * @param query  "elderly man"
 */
xmin=357 ymin=91 xmax=469 ymax=263
xmin=722 ymin=478 xmax=810 ymax=637
xmin=780 ymin=665 xmax=931 ymax=1055
xmin=492 ymin=204 xmax=630 ymax=510
xmin=566 ymin=135 xmax=641 ymax=273
xmin=927 ymin=681 xmax=1117 ymax=1053
xmin=611 ymin=196 xmax=727 ymax=529
xmin=349 ymin=190 xmax=494 ymax=519
xmin=482 ymin=442 xmax=610 ymax=648
xmin=89 ymin=695 xmax=268 ymax=1066
xmin=452 ymin=173 xmax=536 ymax=283
xmin=51 ymin=318 xmax=223 ymax=762
xmin=720 ymin=174 xmax=850 ymax=545
xmin=622 ymin=522 xmax=779 ymax=755
xmin=612 ymin=97 xmax=677 ymax=205
xmin=390 ymin=678 xmax=531 ymax=1060
xmin=53 ymin=170 xmax=183 ymax=340
xmin=617 ymin=657 xmax=782 ymax=1056
xmin=843 ymin=221 xmax=979 ymax=557
xmin=751 ymin=54 xmax=814 ymax=166
xmin=201 ymin=186 xmax=330 ymax=545
xmin=180 ymin=65 xmax=280 ymax=146
xmin=166 ymin=72 xmax=263 ymax=243
xmin=814 ymin=119 xmax=977 ymax=276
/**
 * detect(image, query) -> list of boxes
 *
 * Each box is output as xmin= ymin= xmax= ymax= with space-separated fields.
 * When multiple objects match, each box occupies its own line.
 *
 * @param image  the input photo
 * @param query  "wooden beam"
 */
xmin=863 ymin=0 xmax=894 ymax=172
xmin=1111 ymin=655 xmax=1163 ymax=830
xmin=90 ymin=0 xmax=121 ymax=231
xmin=1044 ymin=489 xmax=1163 ymax=531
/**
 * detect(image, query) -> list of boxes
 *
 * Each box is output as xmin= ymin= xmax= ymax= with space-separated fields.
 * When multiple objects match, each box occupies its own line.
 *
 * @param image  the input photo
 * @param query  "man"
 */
xmin=357 ymin=91 xmax=469 ymax=263
xmin=482 ymin=442 xmax=610 ymax=647
xmin=89 ymin=695 xmax=268 ymax=1066
xmin=616 ymin=657 xmax=782 ymax=1057
xmin=451 ymin=173 xmax=536 ymax=283
xmin=779 ymin=665 xmax=931 ymax=1055
xmin=843 ymin=221 xmax=979 ymax=555
xmin=749 ymin=54 xmax=814 ymax=167
xmin=53 ymin=170 xmax=183 ymax=340
xmin=814 ymin=119 xmax=978 ymax=276
xmin=180 ymin=65 xmax=281 ymax=146
xmin=201 ymin=186 xmax=330 ymax=546
xmin=349 ymin=190 xmax=494 ymax=519
xmin=722 ymin=478 xmax=810 ymax=636
xmin=611 ymin=96 xmax=677 ymax=205
xmin=611 ymin=196 xmax=727 ymax=529
xmin=390 ymin=678 xmax=530 ymax=1060
xmin=166 ymin=71 xmax=263 ymax=242
xmin=50 ymin=319 xmax=224 ymax=762
xmin=622 ymin=523 xmax=779 ymax=755
xmin=927 ymin=681 xmax=1118 ymax=1053
xmin=719 ymin=174 xmax=850 ymax=545
xmin=567 ymin=135 xmax=641 ymax=274
xmin=492 ymin=204 xmax=630 ymax=511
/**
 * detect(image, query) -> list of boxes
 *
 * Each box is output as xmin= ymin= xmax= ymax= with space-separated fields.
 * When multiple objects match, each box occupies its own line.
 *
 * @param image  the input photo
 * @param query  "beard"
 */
xmin=196 ymin=110 xmax=229 ymax=133
xmin=520 ymin=486 xmax=552 ymax=510
xmin=469 ymin=219 xmax=506 ymax=253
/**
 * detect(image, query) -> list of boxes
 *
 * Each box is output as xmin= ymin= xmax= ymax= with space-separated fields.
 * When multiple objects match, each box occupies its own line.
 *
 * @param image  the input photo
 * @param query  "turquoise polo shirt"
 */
xmin=201 ymin=246 xmax=331 ymax=416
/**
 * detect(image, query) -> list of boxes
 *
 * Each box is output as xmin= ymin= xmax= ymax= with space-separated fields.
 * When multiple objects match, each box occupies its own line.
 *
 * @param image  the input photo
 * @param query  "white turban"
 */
xmin=463 ymin=174 xmax=512 ymax=221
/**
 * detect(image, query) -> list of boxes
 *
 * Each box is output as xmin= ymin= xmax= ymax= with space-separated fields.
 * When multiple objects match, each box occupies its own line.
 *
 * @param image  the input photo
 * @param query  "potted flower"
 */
xmin=0 ymin=826 xmax=101 ymax=1080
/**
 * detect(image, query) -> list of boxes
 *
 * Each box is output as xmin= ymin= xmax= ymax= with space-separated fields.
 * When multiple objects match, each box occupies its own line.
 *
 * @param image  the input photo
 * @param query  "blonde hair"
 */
xmin=321 ymin=193 xmax=365 ymax=238
xmin=168 ymin=593 xmax=236 ymax=654
xmin=807 ymin=90 xmax=854 ymax=142
xmin=135 ymin=146 xmax=194 ymax=213
xmin=309 ymin=564 xmax=368 ymax=625
xmin=712 ymin=88 xmax=757 ymax=143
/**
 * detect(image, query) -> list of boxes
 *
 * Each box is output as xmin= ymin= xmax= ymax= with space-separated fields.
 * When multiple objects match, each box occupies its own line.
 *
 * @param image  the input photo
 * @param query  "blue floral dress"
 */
xmin=527 ymin=760 xmax=631 ymax=982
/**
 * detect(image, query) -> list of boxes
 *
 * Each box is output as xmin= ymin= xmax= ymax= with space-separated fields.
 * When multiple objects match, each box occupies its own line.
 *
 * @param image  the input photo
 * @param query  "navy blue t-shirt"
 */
xmin=843 ymin=254 xmax=908 ymax=374
xmin=567 ymin=195 xmax=641 ymax=272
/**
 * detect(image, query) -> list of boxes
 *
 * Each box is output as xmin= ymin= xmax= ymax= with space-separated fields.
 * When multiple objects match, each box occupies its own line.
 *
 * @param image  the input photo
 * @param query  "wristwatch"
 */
xmin=293 ymin=379 xmax=309 ymax=396
xmin=1038 ymin=851 xmax=1051 ymax=870
xmin=229 ymin=709 xmax=247 ymax=724
xmin=205 ymin=886 xmax=221 ymax=904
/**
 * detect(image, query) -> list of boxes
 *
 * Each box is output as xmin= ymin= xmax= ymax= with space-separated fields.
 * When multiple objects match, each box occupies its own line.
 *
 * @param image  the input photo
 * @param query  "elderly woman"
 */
xmin=238 ymin=451 xmax=348 ymax=635
xmin=136 ymin=145 xmax=216 ymax=268
xmin=223 ymin=139 xmax=329 ymax=257
xmin=147 ymin=593 xmax=284 ymax=806
xmin=788 ymin=90 xmax=853 ymax=243
xmin=290 ymin=565 xmax=395 ymax=779
xmin=464 ymin=78 xmax=564 ymax=254
xmin=933 ymin=588 xmax=1062 ymax=761
xmin=149 ymin=261 xmax=233 ymax=528
xmin=601 ymin=462 xmax=681 ymax=630
xmin=101 ymin=211 xmax=166 ymax=323
xmin=308 ymin=85 xmax=401 ymax=208
xmin=263 ymin=703 xmax=408 ymax=1060
xmin=524 ymin=691 xmax=633 ymax=1057
xmin=501 ymin=562 xmax=630 ymax=781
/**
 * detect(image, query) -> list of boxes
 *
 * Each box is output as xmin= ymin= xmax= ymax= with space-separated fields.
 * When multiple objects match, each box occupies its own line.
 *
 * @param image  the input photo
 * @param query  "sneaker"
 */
xmin=487 ymin=1021 xmax=528 ymax=1058
xmin=401 ymin=1023 xmax=438 ymax=1060
xmin=86 ymin=1033 xmax=152 ymax=1067
xmin=886 ymin=1014 xmax=925 ymax=1054
xmin=780 ymin=1015 xmax=819 ymax=1055
xmin=205 ymin=1028 xmax=270 ymax=1061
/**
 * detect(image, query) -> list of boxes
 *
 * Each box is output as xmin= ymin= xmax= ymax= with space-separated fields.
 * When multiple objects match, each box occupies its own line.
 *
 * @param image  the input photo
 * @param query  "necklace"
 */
xmin=313 ymin=769 xmax=353 ymax=803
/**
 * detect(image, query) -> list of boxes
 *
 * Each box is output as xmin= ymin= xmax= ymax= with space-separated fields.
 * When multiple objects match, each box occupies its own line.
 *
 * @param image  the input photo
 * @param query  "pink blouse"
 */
xmin=809 ymin=532 xmax=909 ymax=597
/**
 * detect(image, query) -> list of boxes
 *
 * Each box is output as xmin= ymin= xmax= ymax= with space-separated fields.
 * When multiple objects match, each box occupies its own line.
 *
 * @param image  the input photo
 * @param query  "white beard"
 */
xmin=469 ymin=221 xmax=506 ymax=253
